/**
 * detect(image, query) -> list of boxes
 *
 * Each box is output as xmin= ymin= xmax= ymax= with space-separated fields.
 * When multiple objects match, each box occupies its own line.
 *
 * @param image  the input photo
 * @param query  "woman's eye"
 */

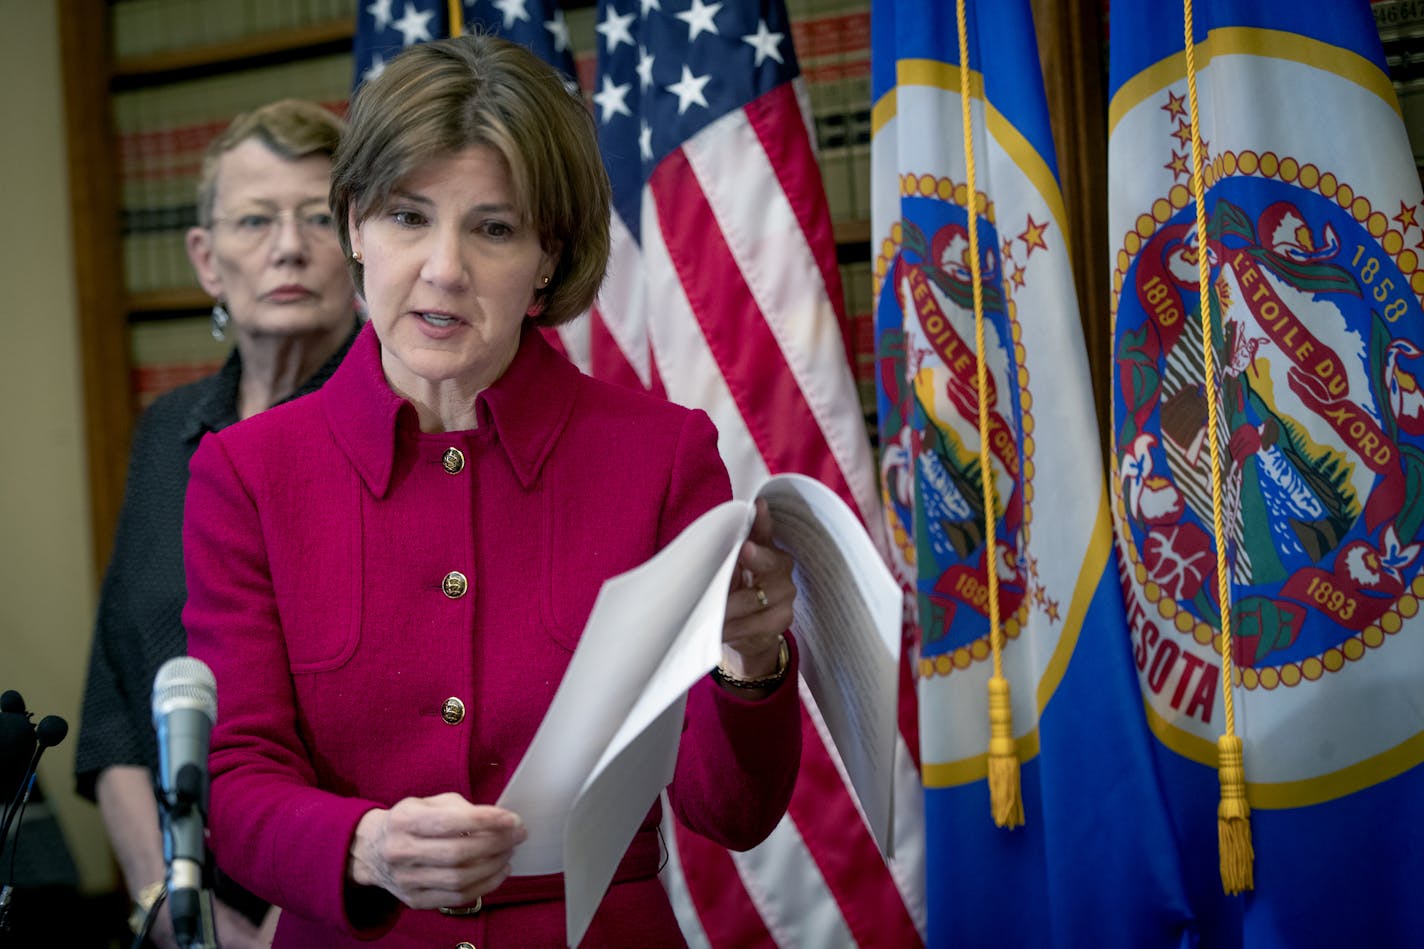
xmin=483 ymin=221 xmax=514 ymax=239
xmin=391 ymin=210 xmax=426 ymax=227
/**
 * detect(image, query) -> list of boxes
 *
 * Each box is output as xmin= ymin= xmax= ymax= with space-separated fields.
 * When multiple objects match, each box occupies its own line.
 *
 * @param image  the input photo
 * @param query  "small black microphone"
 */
xmin=152 ymin=657 xmax=218 ymax=949
xmin=33 ymin=716 xmax=67 ymax=750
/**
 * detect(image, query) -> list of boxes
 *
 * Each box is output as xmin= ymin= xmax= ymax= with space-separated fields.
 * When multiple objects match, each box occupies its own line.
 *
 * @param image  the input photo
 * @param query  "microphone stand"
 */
xmin=156 ymin=771 xmax=217 ymax=949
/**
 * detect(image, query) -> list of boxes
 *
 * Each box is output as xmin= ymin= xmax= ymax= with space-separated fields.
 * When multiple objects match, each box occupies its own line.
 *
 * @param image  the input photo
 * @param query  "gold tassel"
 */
xmin=987 ymin=674 xmax=1023 ymax=828
xmin=1217 ymin=733 xmax=1254 ymax=893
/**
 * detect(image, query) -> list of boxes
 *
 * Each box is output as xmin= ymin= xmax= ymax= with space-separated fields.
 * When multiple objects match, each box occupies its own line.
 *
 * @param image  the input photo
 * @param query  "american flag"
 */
xmin=589 ymin=0 xmax=925 ymax=944
xmin=353 ymin=0 xmax=576 ymax=87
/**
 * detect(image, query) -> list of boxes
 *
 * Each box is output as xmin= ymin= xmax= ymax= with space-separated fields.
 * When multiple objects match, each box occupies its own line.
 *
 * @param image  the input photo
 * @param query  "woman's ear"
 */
xmin=185 ymin=227 xmax=224 ymax=299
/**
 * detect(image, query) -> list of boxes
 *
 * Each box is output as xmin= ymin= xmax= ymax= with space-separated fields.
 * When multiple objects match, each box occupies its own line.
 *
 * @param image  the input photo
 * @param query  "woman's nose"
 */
xmin=269 ymin=213 xmax=310 ymax=265
xmin=420 ymin=227 xmax=469 ymax=290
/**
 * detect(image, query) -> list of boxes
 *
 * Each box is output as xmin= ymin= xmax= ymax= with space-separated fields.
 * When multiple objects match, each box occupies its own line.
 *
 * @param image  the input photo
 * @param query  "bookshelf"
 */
xmin=60 ymin=1 xmax=360 ymax=575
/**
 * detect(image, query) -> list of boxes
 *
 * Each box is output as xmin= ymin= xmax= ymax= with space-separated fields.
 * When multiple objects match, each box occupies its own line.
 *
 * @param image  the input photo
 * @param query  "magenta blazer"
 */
xmin=183 ymin=323 xmax=801 ymax=947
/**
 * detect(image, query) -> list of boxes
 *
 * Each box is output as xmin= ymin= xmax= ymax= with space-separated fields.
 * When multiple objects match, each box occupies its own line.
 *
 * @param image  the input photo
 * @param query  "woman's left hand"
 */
xmin=721 ymin=499 xmax=795 ymax=679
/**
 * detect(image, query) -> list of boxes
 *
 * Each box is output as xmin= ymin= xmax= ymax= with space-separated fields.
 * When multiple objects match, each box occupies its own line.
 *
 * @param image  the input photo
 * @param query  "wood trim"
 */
xmin=59 ymin=0 xmax=132 ymax=578
xmin=113 ymin=18 xmax=355 ymax=80
xmin=1032 ymin=0 xmax=1111 ymax=458
xmin=833 ymin=217 xmax=872 ymax=246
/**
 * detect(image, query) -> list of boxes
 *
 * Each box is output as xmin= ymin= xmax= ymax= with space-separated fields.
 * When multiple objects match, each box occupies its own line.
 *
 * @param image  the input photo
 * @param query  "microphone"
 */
xmin=0 ymin=691 xmax=25 ymax=715
xmin=0 ymin=711 xmax=66 ymax=932
xmin=152 ymin=657 xmax=218 ymax=949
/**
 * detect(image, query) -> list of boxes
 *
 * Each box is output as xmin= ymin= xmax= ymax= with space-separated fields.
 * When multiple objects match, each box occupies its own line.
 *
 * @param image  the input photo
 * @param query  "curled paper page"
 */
xmin=496 ymin=474 xmax=900 ymax=947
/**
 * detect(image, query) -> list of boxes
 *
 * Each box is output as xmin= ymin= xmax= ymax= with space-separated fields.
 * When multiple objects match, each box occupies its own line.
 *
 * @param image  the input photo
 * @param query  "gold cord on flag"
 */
xmin=955 ymin=0 xmax=1022 ymax=830
xmin=1182 ymin=0 xmax=1254 ymax=894
xmin=448 ymin=0 xmax=464 ymax=35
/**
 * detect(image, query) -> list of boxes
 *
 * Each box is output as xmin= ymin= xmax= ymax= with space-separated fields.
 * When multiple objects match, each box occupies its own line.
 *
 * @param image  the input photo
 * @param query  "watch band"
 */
xmin=713 ymin=636 xmax=790 ymax=689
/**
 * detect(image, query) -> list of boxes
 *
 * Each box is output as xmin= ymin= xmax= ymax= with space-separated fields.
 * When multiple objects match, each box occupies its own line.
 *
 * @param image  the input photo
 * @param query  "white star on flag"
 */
xmin=636 ymin=47 xmax=655 ymax=90
xmin=593 ymin=75 xmax=633 ymax=123
xmin=367 ymin=0 xmax=393 ymax=31
xmin=596 ymin=5 xmax=636 ymax=53
xmin=545 ymin=10 xmax=571 ymax=52
xmin=362 ymin=53 xmax=386 ymax=81
xmin=492 ymin=0 xmax=530 ymax=28
xmin=675 ymin=0 xmax=722 ymax=41
xmin=640 ymin=0 xmax=660 ymax=14
xmin=666 ymin=64 xmax=711 ymax=114
xmin=741 ymin=19 xmax=784 ymax=66
xmin=638 ymin=120 xmax=653 ymax=160
xmin=392 ymin=1 xmax=435 ymax=44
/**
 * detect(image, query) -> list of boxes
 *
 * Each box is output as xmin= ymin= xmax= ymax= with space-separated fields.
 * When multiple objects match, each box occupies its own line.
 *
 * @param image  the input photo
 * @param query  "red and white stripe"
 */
xmin=587 ymin=78 xmax=927 ymax=947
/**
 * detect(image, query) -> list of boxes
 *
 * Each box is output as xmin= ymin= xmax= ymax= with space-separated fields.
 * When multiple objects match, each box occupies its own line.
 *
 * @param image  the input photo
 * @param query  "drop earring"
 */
xmin=211 ymin=302 xmax=231 ymax=341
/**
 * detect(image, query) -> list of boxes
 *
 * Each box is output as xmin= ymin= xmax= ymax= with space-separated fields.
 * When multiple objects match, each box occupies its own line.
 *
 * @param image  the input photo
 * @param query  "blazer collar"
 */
xmin=324 ymin=321 xmax=579 ymax=498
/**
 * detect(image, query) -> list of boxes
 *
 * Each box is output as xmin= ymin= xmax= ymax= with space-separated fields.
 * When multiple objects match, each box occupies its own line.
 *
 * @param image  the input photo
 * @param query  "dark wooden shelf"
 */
xmin=127 ymin=287 xmax=210 ymax=316
xmin=833 ymin=218 xmax=871 ymax=246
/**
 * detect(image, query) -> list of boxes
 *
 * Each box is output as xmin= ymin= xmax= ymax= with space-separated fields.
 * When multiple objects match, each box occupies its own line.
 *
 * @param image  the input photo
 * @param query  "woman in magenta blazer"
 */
xmin=182 ymin=33 xmax=802 ymax=948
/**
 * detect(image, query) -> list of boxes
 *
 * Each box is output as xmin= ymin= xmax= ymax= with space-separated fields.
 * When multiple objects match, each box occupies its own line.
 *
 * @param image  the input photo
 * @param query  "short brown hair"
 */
xmin=331 ymin=33 xmax=611 ymax=326
xmin=196 ymin=99 xmax=345 ymax=227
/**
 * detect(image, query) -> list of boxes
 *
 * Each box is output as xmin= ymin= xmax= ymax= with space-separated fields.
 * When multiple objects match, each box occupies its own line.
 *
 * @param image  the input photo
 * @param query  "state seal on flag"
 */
xmin=1112 ymin=151 xmax=1424 ymax=799
xmin=875 ymin=172 xmax=1064 ymax=682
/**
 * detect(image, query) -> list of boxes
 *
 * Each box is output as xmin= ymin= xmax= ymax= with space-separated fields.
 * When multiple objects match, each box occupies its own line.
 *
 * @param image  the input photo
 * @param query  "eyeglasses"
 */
xmin=210 ymin=208 xmax=337 ymax=248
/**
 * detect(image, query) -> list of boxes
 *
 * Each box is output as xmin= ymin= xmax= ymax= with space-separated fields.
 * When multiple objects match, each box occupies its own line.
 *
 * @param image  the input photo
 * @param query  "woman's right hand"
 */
xmin=346 ymin=793 xmax=526 ymax=910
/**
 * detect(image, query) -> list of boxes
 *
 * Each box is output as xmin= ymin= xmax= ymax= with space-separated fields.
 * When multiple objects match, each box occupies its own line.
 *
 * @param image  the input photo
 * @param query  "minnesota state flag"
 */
xmin=1109 ymin=1 xmax=1424 ymax=943
xmin=873 ymin=1 xmax=1192 ymax=944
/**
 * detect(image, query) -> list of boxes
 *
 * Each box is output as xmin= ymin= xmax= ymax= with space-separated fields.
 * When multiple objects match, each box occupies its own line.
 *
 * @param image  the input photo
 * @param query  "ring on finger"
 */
xmin=754 ymin=586 xmax=769 ymax=610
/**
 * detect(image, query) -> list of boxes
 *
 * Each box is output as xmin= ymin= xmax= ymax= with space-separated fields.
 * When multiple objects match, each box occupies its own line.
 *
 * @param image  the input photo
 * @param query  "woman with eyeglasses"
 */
xmin=75 ymin=99 xmax=359 ymax=949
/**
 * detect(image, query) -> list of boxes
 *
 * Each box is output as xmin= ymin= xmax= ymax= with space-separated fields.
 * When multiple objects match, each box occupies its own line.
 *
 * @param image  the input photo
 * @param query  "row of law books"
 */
xmin=111 ymin=0 xmax=356 ymax=61
xmin=130 ymin=317 xmax=227 ymax=410
xmin=790 ymin=2 xmax=872 ymax=226
xmin=115 ymin=54 xmax=352 ymax=297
